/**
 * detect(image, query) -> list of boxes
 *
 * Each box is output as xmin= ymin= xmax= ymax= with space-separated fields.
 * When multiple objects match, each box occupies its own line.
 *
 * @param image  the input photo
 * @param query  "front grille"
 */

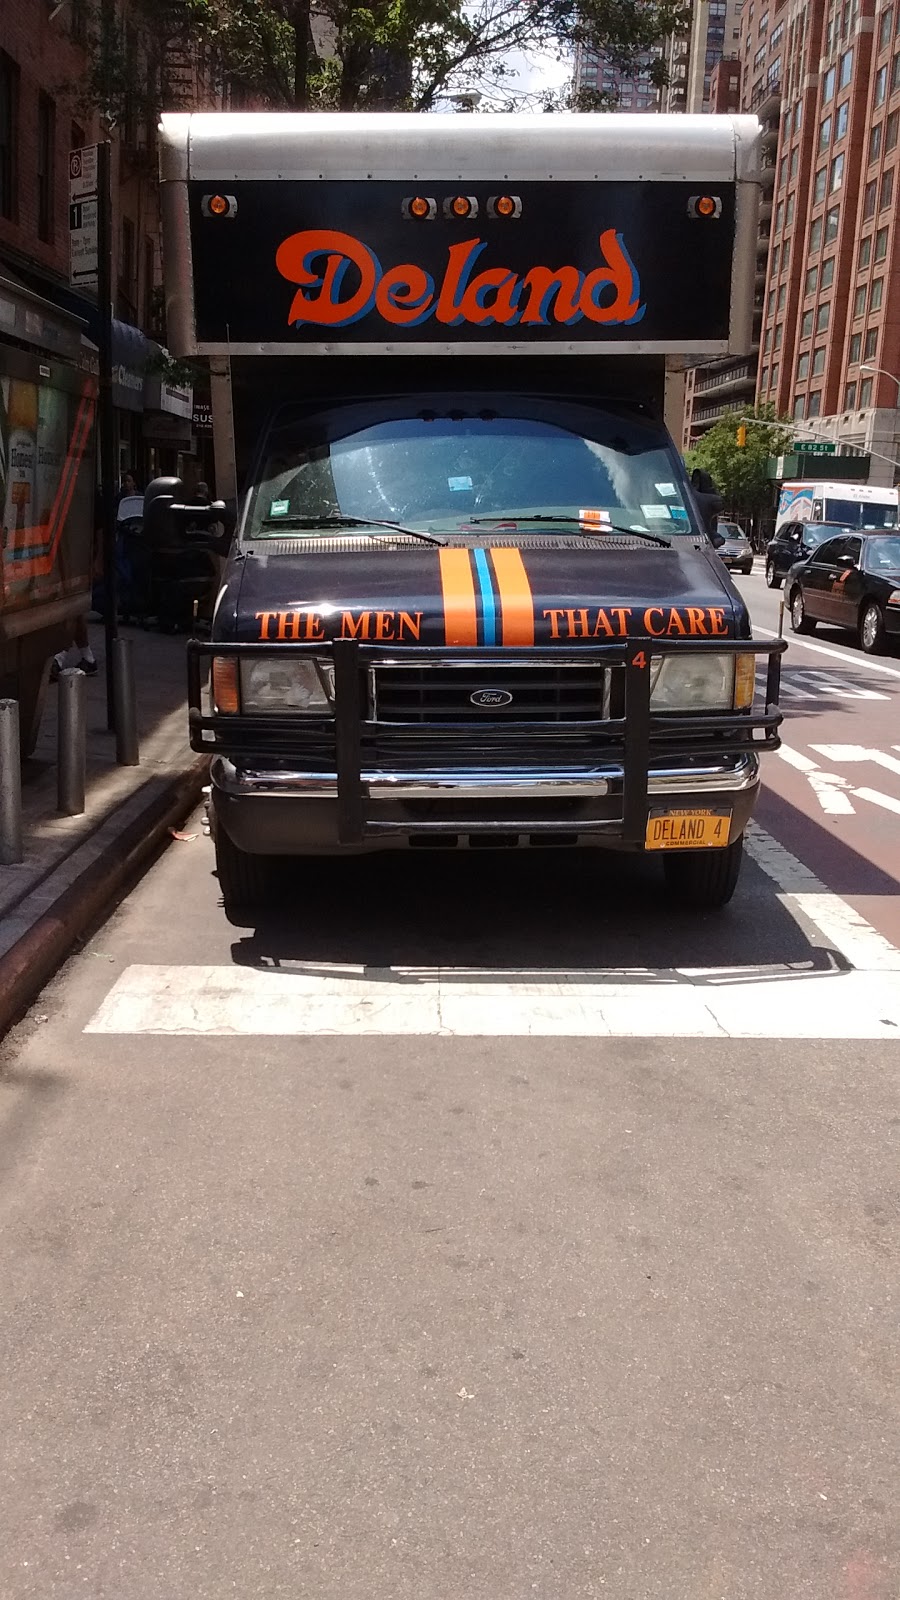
xmin=372 ymin=663 xmax=619 ymax=724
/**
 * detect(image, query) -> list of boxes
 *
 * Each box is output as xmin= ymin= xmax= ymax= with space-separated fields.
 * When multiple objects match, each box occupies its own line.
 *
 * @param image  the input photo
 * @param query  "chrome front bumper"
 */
xmin=211 ymin=751 xmax=760 ymax=801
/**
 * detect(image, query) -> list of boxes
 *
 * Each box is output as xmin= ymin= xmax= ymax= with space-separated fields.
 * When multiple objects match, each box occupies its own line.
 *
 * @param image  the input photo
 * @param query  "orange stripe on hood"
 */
xmin=489 ymin=546 xmax=534 ymax=645
xmin=439 ymin=547 xmax=478 ymax=645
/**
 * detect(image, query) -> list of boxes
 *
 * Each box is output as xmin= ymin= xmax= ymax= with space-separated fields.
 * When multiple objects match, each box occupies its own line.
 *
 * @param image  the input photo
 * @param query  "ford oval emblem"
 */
xmin=470 ymin=688 xmax=513 ymax=708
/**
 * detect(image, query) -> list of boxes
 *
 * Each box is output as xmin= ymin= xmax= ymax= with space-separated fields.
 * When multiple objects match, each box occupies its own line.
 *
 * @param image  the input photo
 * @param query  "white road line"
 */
xmin=775 ymin=745 xmax=856 ymax=814
xmin=777 ymin=745 xmax=819 ymax=772
xmin=853 ymin=786 xmax=900 ymax=816
xmin=754 ymin=624 xmax=900 ymax=680
xmin=812 ymin=743 xmax=900 ymax=778
xmin=82 ymin=823 xmax=900 ymax=1039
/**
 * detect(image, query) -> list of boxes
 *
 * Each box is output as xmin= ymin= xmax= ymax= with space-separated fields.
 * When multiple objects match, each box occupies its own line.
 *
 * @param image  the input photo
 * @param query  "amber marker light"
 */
xmin=495 ymin=195 xmax=515 ymax=216
xmin=734 ymin=654 xmax=756 ymax=710
xmin=209 ymin=194 xmax=229 ymax=215
xmin=411 ymin=196 xmax=430 ymax=217
xmin=697 ymin=195 xmax=716 ymax=216
xmin=212 ymin=657 xmax=240 ymax=714
xmin=452 ymin=195 xmax=471 ymax=216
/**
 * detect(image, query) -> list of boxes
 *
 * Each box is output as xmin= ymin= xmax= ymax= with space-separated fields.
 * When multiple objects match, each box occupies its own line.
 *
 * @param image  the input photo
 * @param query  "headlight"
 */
xmin=239 ymin=656 xmax=334 ymax=712
xmin=650 ymin=652 xmax=735 ymax=711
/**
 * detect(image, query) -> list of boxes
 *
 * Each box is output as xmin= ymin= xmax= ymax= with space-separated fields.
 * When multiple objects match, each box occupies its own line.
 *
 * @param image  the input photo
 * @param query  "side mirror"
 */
xmin=143 ymin=475 xmax=235 ymax=555
xmin=689 ymin=468 xmax=724 ymax=539
xmin=709 ymin=529 xmax=726 ymax=548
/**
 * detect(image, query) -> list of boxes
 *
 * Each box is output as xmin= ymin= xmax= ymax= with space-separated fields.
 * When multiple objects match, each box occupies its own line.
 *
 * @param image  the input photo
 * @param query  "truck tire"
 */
xmin=663 ymin=836 xmax=743 ymax=910
xmin=765 ymin=558 xmax=782 ymax=589
xmin=214 ymin=825 xmax=273 ymax=922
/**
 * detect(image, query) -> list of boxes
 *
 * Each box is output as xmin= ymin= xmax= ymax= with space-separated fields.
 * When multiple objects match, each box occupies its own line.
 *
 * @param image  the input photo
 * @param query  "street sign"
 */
xmin=69 ymin=146 xmax=99 ymax=289
xmin=796 ymin=440 xmax=836 ymax=454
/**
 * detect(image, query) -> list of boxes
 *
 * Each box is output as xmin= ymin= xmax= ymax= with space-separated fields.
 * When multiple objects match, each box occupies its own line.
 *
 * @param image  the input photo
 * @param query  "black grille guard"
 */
xmin=187 ymin=636 xmax=786 ymax=846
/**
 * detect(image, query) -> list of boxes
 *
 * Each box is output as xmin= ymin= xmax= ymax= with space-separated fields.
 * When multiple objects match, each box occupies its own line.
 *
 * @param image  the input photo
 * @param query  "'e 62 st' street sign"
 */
xmin=69 ymin=146 xmax=99 ymax=289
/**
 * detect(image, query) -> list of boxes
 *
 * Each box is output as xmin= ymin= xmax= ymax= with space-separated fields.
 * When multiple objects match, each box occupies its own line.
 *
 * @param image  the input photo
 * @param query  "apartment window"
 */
xmin=775 ymin=201 xmax=785 ymax=230
xmin=821 ymin=256 xmax=835 ymax=288
xmin=786 ymin=191 xmax=795 ymax=225
xmin=844 ymin=380 xmax=857 ymax=407
xmin=801 ymin=309 xmax=814 ymax=337
xmin=893 ymin=50 xmax=900 ymax=89
xmin=839 ymin=48 xmax=853 ymax=87
xmin=794 ymin=100 xmax=802 ymax=131
xmin=0 ymin=51 xmax=19 ymax=222
xmin=760 ymin=365 xmax=769 ymax=390
xmin=870 ymin=123 xmax=883 ymax=161
xmin=755 ymin=44 xmax=767 ymax=67
xmin=816 ymin=303 xmax=830 ymax=332
xmin=760 ymin=10 xmax=769 ymax=29
xmin=881 ymin=169 xmax=894 ymax=208
xmin=779 ymin=154 xmax=788 ymax=185
xmin=790 ymin=146 xmax=799 ymax=177
xmin=798 ymin=351 xmax=810 ymax=377
xmin=767 ymin=288 xmax=776 ymax=315
xmin=809 ymin=217 xmax=823 ymax=251
xmin=859 ymin=376 xmax=874 ymax=405
xmin=825 ymin=206 xmax=840 ymax=243
xmin=808 ymin=391 xmax=822 ymax=417
xmin=794 ymin=393 xmax=807 ymax=417
xmin=831 ymin=153 xmax=844 ymax=190
xmin=764 ymin=326 xmax=773 ymax=352
xmin=819 ymin=114 xmax=832 ymax=150
xmin=771 ymin=242 xmax=780 ymax=274
xmin=836 ymin=100 xmax=850 ymax=138
xmin=864 ymin=179 xmax=878 ymax=218
xmin=70 ymin=0 xmax=87 ymax=45
xmin=771 ymin=362 xmax=779 ymax=387
xmin=814 ymin=166 xmax=827 ymax=202
xmin=775 ymin=322 xmax=784 ymax=348
xmin=865 ymin=327 xmax=878 ymax=358
xmin=36 ymin=93 xmax=55 ymax=243
xmin=812 ymin=346 xmax=826 ymax=375
xmin=874 ymin=64 xmax=888 ymax=105
xmin=778 ymin=283 xmax=786 ymax=311
xmin=880 ymin=7 xmax=893 ymax=48
xmin=871 ymin=276 xmax=884 ymax=308
xmin=823 ymin=65 xmax=836 ymax=102
xmin=875 ymin=224 xmax=889 ymax=260
xmin=886 ymin=110 xmax=899 ymax=150
xmin=143 ymin=237 xmax=154 ymax=330
xmin=859 ymin=233 xmax=872 ymax=266
xmin=854 ymin=285 xmax=867 ymax=316
xmin=119 ymin=215 xmax=136 ymax=318
xmin=850 ymin=332 xmax=862 ymax=362
xmin=805 ymin=266 xmax=818 ymax=295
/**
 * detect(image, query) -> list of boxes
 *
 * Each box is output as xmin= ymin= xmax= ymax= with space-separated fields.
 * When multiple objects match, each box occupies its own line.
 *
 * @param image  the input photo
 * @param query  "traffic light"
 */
xmin=736 ymin=424 xmax=748 ymax=447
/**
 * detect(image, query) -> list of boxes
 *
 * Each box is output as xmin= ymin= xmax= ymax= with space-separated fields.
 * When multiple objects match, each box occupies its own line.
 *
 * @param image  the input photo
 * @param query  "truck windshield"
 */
xmin=824 ymin=498 xmax=898 ymax=528
xmin=246 ymin=410 xmax=697 ymax=540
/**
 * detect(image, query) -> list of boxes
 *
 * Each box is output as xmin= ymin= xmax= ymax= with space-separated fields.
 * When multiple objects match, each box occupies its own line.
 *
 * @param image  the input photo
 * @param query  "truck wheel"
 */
xmin=214 ymin=825 xmax=273 ymax=922
xmin=859 ymin=600 xmax=886 ymax=655
xmin=765 ymin=559 xmax=782 ymax=589
xmin=663 ymin=836 xmax=743 ymax=910
xmin=790 ymin=588 xmax=816 ymax=634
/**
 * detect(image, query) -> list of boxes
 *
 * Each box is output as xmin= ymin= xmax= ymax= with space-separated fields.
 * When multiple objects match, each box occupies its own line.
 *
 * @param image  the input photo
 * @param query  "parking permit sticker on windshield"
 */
xmin=670 ymin=506 xmax=690 ymax=523
xmin=580 ymin=508 xmax=611 ymax=524
xmin=269 ymin=499 xmax=290 ymax=517
xmin=448 ymin=476 xmax=473 ymax=491
xmin=655 ymin=483 xmax=677 ymax=498
xmin=642 ymin=504 xmax=671 ymax=520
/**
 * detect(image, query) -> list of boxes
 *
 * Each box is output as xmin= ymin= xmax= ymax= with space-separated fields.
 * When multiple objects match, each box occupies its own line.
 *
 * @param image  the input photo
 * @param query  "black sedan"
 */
xmin=765 ymin=520 xmax=850 ymax=588
xmin=787 ymin=530 xmax=900 ymax=653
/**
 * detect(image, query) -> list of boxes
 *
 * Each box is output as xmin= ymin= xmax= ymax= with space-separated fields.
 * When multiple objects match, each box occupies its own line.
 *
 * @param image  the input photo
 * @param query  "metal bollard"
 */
xmin=113 ymin=635 xmax=140 ymax=767
xmin=0 ymin=698 xmax=24 ymax=865
xmin=57 ymin=669 xmax=87 ymax=816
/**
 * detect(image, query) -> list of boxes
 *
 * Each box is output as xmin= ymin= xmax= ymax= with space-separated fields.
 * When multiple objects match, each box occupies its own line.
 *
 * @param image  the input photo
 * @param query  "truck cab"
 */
xmin=152 ymin=111 xmax=784 ymax=919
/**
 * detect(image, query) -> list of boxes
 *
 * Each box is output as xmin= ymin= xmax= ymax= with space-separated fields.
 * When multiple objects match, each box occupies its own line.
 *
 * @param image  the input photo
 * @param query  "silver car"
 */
xmin=713 ymin=520 xmax=754 ymax=575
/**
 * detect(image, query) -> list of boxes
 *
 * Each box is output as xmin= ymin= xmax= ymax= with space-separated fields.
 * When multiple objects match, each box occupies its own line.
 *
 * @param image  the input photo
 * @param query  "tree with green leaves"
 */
xmin=73 ymin=0 xmax=689 ymax=120
xmin=686 ymin=403 xmax=795 ymax=536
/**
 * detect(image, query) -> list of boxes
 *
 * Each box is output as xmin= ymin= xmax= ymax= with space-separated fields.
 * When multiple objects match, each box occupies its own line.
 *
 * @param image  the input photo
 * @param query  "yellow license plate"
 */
xmin=645 ymin=808 xmax=732 ymax=850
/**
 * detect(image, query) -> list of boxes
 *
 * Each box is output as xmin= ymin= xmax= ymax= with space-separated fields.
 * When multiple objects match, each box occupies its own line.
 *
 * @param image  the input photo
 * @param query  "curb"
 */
xmin=0 ymin=758 xmax=209 ymax=1040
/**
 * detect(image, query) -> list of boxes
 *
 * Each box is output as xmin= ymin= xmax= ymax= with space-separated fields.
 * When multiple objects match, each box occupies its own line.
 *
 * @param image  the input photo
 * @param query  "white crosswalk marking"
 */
xmin=776 ymin=745 xmax=856 ymax=814
xmin=812 ymin=743 xmax=900 ymax=777
xmin=82 ymin=824 xmax=900 ymax=1041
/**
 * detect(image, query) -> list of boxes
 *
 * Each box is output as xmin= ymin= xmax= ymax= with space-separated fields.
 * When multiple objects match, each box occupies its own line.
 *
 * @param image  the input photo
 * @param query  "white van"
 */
xmin=776 ymin=480 xmax=899 ymax=531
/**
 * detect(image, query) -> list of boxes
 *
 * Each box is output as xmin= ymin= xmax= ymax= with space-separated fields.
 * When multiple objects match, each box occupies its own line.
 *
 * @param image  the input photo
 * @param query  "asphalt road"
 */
xmin=1 ymin=559 xmax=899 ymax=1600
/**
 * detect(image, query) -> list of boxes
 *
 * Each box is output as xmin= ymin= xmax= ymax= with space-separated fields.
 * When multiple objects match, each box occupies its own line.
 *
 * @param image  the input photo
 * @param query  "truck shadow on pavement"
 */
xmin=227 ymin=843 xmax=849 ymax=985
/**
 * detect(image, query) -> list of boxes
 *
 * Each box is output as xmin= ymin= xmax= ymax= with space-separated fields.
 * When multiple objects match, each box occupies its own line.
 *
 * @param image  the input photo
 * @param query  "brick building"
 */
xmin=0 ymin=0 xmax=221 ymax=487
xmin=661 ymin=0 xmax=743 ymax=113
xmin=572 ymin=43 xmax=662 ymax=110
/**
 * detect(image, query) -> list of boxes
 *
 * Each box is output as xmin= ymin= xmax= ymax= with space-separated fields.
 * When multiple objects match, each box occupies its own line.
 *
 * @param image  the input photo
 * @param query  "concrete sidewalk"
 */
xmin=0 ymin=623 xmax=207 ymax=1033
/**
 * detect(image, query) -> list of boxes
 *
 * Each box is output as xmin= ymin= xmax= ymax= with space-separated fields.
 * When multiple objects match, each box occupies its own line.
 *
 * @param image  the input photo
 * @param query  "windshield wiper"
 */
xmin=466 ymin=514 xmax=672 ymax=549
xmin=258 ymin=514 xmax=445 ymax=546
